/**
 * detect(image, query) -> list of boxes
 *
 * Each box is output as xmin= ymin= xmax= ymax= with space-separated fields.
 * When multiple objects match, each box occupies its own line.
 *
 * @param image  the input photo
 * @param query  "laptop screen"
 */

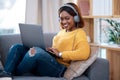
xmin=19 ymin=23 xmax=45 ymax=49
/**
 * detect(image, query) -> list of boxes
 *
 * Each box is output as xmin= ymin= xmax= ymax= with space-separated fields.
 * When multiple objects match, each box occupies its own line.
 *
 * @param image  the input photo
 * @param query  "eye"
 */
xmin=65 ymin=17 xmax=70 ymax=20
xmin=59 ymin=17 xmax=70 ymax=22
xmin=59 ymin=17 xmax=63 ymax=22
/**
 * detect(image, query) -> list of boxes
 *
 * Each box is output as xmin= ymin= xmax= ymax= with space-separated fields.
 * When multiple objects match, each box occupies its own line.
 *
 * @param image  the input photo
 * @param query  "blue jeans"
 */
xmin=4 ymin=44 xmax=66 ymax=77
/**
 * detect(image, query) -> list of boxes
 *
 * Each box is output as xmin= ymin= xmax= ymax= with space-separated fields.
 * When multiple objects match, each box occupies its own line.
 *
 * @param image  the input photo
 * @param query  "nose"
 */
xmin=61 ymin=19 xmax=67 ymax=24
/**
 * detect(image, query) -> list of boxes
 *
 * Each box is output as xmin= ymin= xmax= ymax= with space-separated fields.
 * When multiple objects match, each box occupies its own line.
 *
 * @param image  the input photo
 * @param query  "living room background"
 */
xmin=0 ymin=0 xmax=119 ymax=59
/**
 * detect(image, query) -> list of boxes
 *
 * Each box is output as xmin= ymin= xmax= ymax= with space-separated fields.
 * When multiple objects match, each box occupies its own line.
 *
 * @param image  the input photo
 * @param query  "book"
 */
xmin=78 ymin=0 xmax=90 ymax=16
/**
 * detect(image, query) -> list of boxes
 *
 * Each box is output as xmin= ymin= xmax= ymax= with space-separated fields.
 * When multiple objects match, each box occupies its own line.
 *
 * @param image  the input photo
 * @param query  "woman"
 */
xmin=0 ymin=2 xmax=90 ymax=78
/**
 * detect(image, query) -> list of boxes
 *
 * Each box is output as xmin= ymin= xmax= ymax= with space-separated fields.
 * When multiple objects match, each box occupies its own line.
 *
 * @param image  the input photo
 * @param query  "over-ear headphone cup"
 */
xmin=74 ymin=16 xmax=80 ymax=22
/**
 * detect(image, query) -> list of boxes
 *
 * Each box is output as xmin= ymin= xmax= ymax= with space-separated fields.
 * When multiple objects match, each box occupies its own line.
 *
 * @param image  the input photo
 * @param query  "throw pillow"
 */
xmin=64 ymin=45 xmax=99 ymax=80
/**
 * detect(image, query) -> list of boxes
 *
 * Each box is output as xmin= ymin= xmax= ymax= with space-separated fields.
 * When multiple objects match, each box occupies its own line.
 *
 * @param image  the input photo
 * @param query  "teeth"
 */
xmin=64 ymin=25 xmax=67 ymax=27
xmin=64 ymin=24 xmax=68 ymax=26
xmin=63 ymin=24 xmax=68 ymax=28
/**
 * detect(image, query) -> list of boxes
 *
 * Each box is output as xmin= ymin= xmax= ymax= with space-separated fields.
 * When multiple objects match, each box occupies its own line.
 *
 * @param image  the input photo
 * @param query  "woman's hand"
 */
xmin=46 ymin=47 xmax=60 ymax=56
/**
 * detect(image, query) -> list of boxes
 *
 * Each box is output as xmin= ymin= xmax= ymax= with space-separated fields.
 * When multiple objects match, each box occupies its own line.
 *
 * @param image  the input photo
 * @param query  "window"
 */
xmin=0 ymin=0 xmax=26 ymax=34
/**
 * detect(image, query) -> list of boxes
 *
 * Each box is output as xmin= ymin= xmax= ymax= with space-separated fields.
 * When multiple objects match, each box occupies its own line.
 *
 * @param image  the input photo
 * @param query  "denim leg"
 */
xmin=16 ymin=52 xmax=37 ymax=75
xmin=34 ymin=47 xmax=66 ymax=77
xmin=4 ymin=44 xmax=29 ymax=74
xmin=16 ymin=47 xmax=66 ymax=77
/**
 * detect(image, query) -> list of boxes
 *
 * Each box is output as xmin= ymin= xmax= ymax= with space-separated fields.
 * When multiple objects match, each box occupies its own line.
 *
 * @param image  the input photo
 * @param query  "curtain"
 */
xmin=42 ymin=0 xmax=72 ymax=33
xmin=25 ymin=0 xmax=75 ymax=33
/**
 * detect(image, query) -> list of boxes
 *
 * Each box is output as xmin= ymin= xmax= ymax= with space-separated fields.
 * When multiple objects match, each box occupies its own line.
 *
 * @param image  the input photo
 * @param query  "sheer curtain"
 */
xmin=41 ymin=0 xmax=73 ymax=33
xmin=25 ymin=0 xmax=75 ymax=33
xmin=42 ymin=0 xmax=59 ymax=33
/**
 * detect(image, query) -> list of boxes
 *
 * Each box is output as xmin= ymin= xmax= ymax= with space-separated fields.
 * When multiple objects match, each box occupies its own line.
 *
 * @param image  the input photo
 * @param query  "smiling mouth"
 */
xmin=63 ymin=24 xmax=69 ymax=28
xmin=64 ymin=26 xmax=68 ymax=28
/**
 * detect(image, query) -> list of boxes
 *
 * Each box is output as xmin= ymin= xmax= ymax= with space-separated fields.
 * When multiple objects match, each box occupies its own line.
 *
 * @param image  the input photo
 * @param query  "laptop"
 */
xmin=19 ymin=23 xmax=45 ymax=49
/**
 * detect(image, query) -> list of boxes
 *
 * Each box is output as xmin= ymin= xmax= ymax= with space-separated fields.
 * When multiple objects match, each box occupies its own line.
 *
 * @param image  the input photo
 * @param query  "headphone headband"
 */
xmin=61 ymin=4 xmax=78 ymax=15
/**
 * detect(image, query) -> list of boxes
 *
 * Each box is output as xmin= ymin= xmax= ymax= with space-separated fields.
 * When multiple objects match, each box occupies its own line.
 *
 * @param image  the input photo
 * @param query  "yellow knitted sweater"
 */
xmin=52 ymin=29 xmax=90 ymax=67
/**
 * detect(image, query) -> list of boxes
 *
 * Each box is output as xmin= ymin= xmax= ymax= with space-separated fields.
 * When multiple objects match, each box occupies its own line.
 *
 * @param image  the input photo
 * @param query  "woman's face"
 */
xmin=59 ymin=11 xmax=76 ymax=32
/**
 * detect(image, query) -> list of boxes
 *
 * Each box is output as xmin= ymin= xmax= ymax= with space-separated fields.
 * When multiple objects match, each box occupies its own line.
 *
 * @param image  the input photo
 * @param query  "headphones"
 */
xmin=61 ymin=4 xmax=80 ymax=23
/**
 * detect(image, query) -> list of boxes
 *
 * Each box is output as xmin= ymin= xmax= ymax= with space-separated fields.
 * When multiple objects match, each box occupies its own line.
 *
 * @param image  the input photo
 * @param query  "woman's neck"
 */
xmin=66 ymin=27 xmax=78 ymax=32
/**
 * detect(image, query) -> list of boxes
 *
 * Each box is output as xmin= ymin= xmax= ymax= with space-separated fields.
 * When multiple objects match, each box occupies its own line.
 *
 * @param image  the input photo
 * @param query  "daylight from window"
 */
xmin=0 ymin=0 xmax=26 ymax=34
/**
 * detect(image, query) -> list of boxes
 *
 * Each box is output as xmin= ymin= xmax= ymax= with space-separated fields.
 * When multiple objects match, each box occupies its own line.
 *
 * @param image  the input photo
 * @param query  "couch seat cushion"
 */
xmin=13 ymin=76 xmax=66 ymax=80
xmin=73 ymin=75 xmax=89 ymax=80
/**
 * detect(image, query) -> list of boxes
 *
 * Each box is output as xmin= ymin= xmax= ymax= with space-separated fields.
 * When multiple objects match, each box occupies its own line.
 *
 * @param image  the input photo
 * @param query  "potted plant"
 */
xmin=102 ymin=19 xmax=120 ymax=45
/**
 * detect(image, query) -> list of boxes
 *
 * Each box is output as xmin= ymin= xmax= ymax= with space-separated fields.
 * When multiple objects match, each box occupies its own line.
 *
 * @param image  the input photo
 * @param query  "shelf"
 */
xmin=112 ymin=15 xmax=120 ymax=18
xmin=77 ymin=1 xmax=120 ymax=80
xmin=89 ymin=43 xmax=120 ymax=51
xmin=83 ymin=16 xmax=113 ymax=19
xmin=82 ymin=18 xmax=94 ymax=43
xmin=113 ymin=0 xmax=120 ymax=16
xmin=78 ymin=0 xmax=120 ymax=44
xmin=91 ymin=16 xmax=113 ymax=18
xmin=83 ymin=16 xmax=94 ymax=19
xmin=89 ymin=43 xmax=100 ymax=47
xmin=100 ymin=43 xmax=120 ymax=51
xmin=77 ymin=0 xmax=120 ymax=17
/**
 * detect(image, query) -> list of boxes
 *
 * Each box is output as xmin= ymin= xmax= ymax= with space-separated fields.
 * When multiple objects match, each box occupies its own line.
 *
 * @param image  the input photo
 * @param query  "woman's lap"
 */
xmin=16 ymin=47 xmax=66 ymax=77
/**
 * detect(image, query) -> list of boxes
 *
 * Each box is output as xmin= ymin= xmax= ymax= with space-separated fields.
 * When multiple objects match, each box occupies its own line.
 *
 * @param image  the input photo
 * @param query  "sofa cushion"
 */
xmin=64 ymin=45 xmax=99 ymax=80
xmin=13 ymin=75 xmax=89 ymax=80
xmin=13 ymin=76 xmax=66 ymax=80
xmin=73 ymin=75 xmax=89 ymax=80
xmin=0 ymin=59 xmax=4 ymax=70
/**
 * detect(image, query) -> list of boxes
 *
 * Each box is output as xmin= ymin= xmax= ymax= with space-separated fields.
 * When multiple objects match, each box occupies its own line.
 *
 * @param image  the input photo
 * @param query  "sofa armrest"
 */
xmin=85 ymin=58 xmax=109 ymax=80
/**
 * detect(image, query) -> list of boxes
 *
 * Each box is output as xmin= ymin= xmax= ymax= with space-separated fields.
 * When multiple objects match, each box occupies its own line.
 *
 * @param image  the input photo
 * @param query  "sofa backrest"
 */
xmin=0 ymin=33 xmax=56 ymax=65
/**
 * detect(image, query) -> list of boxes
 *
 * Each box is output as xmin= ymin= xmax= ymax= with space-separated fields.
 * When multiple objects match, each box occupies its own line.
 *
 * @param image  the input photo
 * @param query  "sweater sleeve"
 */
xmin=61 ymin=41 xmax=90 ymax=61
